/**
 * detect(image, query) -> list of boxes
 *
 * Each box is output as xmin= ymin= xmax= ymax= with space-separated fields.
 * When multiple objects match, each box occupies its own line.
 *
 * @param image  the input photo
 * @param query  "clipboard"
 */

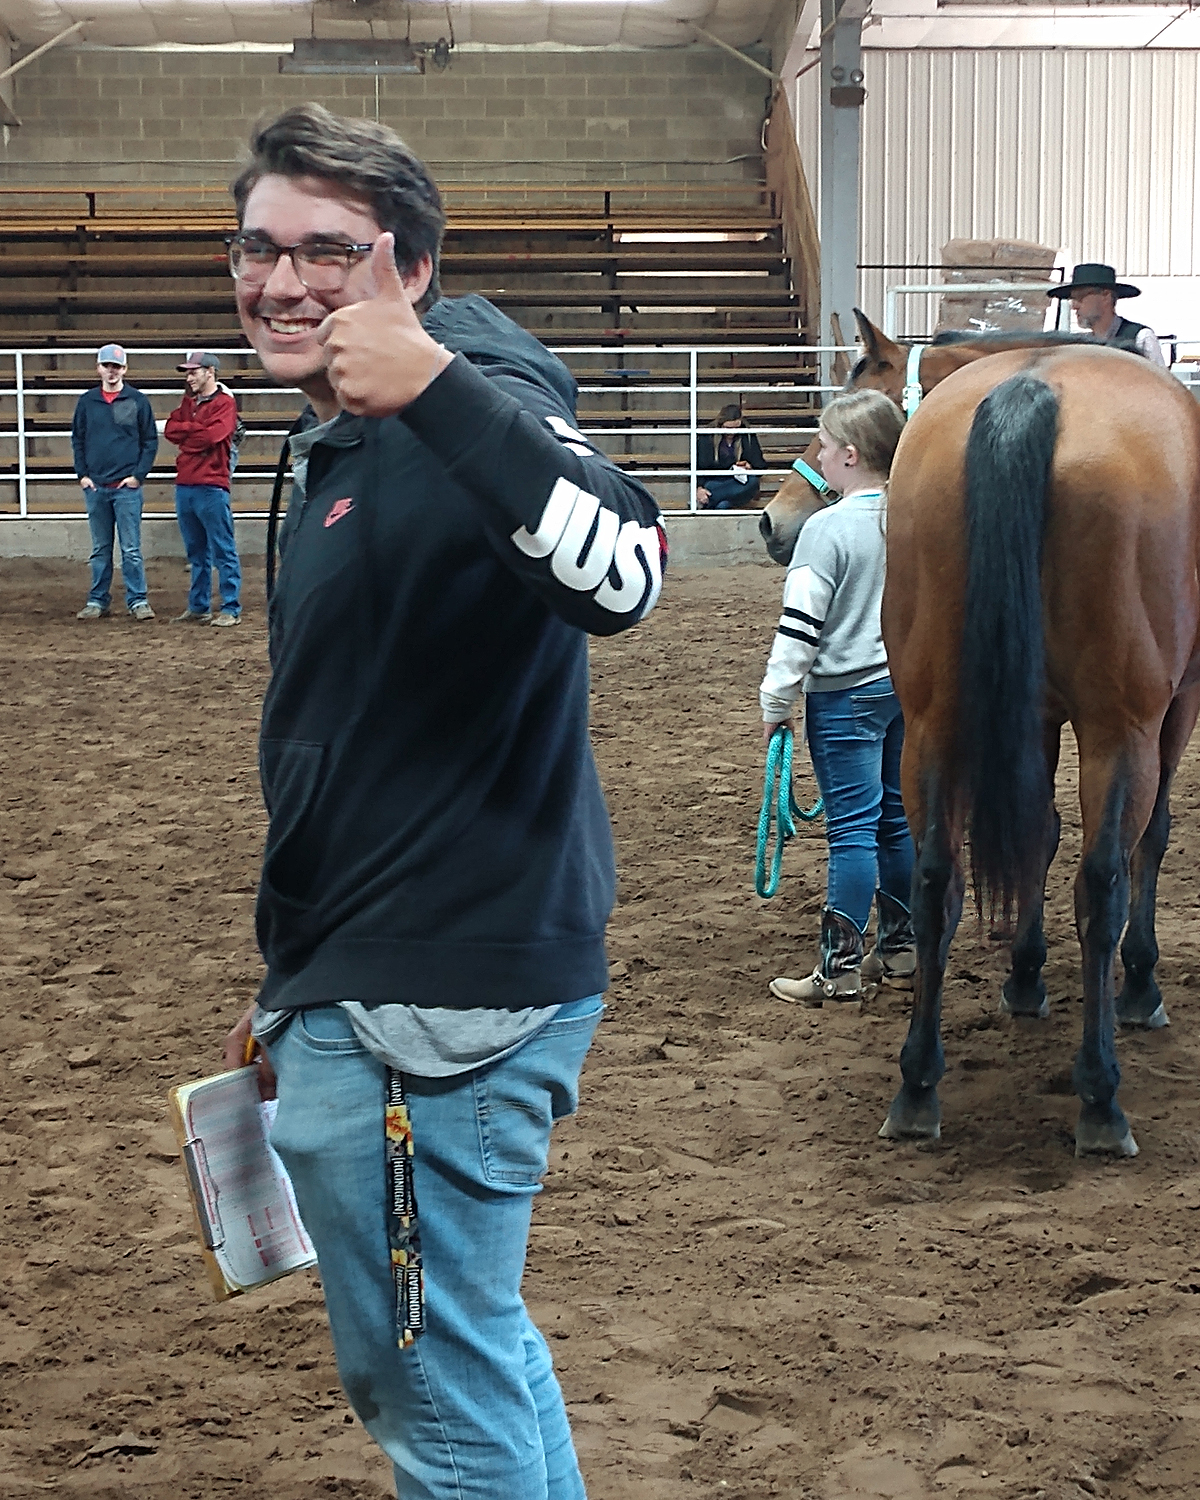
xmin=168 ymin=1065 xmax=317 ymax=1301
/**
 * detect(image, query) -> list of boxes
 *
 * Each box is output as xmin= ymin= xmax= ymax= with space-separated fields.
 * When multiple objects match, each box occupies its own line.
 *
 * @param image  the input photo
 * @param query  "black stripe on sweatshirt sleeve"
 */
xmin=777 ymin=624 xmax=821 ymax=646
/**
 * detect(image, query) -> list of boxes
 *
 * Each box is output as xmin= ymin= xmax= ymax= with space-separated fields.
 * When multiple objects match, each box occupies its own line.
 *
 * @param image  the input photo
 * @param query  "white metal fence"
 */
xmin=0 ymin=343 xmax=855 ymax=520
xmin=16 ymin=334 xmax=1189 ymax=522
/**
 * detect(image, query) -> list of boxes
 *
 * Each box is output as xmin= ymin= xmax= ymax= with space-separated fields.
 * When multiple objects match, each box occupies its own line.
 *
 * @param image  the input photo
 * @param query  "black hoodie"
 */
xmin=256 ymin=296 xmax=665 ymax=1014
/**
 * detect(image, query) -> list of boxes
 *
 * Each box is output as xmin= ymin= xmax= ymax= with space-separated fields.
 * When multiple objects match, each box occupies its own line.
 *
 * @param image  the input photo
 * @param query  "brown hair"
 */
xmin=820 ymin=389 xmax=905 ymax=477
xmin=717 ymin=403 xmax=743 ymax=424
xmin=231 ymin=104 xmax=445 ymax=312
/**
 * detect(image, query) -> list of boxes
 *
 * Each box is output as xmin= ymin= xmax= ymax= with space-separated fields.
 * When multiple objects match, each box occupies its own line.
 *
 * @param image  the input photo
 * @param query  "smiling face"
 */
xmin=98 ymin=361 xmax=125 ymax=393
xmin=184 ymin=366 xmax=217 ymax=398
xmin=235 ymin=173 xmax=432 ymax=408
xmin=235 ymin=174 xmax=383 ymax=395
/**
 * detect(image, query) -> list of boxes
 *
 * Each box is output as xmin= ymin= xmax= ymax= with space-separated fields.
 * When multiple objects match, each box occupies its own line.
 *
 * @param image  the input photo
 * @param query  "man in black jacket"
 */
xmin=221 ymin=105 xmax=664 ymax=1498
xmin=70 ymin=344 xmax=159 ymax=621
xmin=695 ymin=403 xmax=766 ymax=509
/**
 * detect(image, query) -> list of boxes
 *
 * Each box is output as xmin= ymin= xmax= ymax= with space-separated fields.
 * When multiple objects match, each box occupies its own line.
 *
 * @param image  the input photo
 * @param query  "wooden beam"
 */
xmin=0 ymin=20 xmax=88 ymax=84
xmin=683 ymin=23 xmax=778 ymax=83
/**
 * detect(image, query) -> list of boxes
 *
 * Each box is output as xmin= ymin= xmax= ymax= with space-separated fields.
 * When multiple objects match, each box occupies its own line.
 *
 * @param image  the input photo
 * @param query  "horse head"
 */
xmin=760 ymin=311 xmax=905 ymax=566
xmin=847 ymin=309 xmax=907 ymax=407
xmin=758 ymin=435 xmax=833 ymax=566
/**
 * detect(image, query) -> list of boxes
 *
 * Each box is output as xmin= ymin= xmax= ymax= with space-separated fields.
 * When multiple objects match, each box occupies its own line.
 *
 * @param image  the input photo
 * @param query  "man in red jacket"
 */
xmin=164 ymin=351 xmax=242 ymax=626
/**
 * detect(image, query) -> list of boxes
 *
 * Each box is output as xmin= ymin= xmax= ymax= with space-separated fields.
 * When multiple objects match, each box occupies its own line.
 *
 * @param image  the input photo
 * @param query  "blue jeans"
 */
xmin=175 ymin=484 xmax=241 ymax=616
xmin=83 ymin=484 xmax=147 ymax=609
xmin=805 ymin=675 xmax=915 ymax=932
xmin=701 ymin=474 xmax=761 ymax=510
xmin=266 ymin=997 xmax=605 ymax=1500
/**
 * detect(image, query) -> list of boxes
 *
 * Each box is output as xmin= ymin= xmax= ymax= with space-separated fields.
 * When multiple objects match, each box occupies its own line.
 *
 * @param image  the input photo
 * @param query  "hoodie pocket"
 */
xmin=259 ymin=738 xmax=325 ymax=908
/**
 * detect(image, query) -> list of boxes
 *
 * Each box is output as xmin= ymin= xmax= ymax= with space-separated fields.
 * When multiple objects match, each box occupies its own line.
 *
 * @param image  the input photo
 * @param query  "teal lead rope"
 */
xmin=755 ymin=726 xmax=824 ymax=898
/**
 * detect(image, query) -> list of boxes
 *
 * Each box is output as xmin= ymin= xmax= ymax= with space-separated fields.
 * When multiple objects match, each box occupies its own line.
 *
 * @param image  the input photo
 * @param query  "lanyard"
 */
xmin=386 ymin=1070 xmax=424 ymax=1347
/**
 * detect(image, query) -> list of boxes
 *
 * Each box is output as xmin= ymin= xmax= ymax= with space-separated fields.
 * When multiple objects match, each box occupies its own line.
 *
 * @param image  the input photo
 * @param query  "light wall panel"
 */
xmin=795 ymin=48 xmax=1200 ymax=339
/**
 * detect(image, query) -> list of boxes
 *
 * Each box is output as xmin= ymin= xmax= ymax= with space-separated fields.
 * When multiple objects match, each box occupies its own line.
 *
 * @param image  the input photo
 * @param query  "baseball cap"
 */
xmin=97 ymin=344 xmax=127 ymax=365
xmin=177 ymin=351 xmax=220 ymax=372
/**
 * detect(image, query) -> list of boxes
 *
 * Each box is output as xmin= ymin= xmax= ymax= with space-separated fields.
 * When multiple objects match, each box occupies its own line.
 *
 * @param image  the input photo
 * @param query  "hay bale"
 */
xmin=935 ymin=238 xmax=1058 ymax=336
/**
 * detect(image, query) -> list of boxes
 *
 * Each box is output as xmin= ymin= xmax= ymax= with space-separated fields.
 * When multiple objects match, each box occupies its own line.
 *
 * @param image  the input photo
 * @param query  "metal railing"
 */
xmin=883 ymin=281 xmax=1065 ymax=340
xmin=9 ymin=334 xmax=1196 ymax=520
xmin=864 ymin=260 xmax=1068 ymax=341
xmin=0 ymin=343 xmax=855 ymax=520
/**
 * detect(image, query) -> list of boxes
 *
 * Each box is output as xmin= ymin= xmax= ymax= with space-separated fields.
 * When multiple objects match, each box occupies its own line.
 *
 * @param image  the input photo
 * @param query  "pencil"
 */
xmin=242 ymin=1032 xmax=258 ymax=1067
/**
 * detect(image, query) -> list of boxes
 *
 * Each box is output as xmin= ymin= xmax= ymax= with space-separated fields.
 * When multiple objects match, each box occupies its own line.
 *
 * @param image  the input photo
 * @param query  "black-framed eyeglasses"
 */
xmin=226 ymin=233 xmax=375 ymax=291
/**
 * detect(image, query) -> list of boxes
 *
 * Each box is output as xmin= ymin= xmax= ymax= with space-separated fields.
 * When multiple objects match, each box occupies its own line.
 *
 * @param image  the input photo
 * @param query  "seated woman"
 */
xmin=696 ymin=404 xmax=765 ymax=509
xmin=758 ymin=388 xmax=915 ymax=1004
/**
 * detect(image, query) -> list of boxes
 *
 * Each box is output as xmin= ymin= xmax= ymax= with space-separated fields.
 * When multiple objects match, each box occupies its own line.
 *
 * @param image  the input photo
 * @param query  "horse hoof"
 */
xmin=879 ymin=1086 xmax=941 ymax=1141
xmin=1075 ymin=1130 xmax=1139 ymax=1159
xmin=999 ymin=978 xmax=1050 ymax=1019
xmin=1075 ymin=1105 xmax=1139 ymax=1158
xmin=1117 ymin=1001 xmax=1170 ymax=1031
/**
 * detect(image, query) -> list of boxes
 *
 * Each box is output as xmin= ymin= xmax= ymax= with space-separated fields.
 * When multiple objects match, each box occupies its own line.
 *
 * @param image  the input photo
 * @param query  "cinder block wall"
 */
xmin=0 ymin=45 xmax=773 ymax=186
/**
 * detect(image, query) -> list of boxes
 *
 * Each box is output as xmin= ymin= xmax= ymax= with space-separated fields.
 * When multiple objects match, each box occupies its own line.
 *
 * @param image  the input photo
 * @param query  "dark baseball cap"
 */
xmin=177 ymin=351 xmax=221 ymax=372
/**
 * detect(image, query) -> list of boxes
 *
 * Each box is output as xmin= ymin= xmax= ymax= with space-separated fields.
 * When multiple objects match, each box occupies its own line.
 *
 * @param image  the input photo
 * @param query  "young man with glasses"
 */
xmin=219 ymin=104 xmax=665 ymax=1499
xmin=71 ymin=343 xmax=159 ymax=621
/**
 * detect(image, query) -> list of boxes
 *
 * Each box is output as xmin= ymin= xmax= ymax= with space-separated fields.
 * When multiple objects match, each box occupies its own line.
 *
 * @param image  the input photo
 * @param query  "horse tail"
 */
xmin=960 ymin=372 xmax=1058 ymax=923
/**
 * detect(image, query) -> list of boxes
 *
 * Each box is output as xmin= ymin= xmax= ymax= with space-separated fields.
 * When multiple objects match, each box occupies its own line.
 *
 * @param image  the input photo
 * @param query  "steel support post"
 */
xmin=15 ymin=351 xmax=26 ymax=518
xmin=688 ymin=348 xmax=698 ymax=511
xmin=818 ymin=0 xmax=864 ymax=391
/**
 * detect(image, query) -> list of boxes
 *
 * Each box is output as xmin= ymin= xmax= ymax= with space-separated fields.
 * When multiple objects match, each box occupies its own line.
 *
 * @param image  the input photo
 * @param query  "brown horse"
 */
xmin=758 ymin=311 xmax=1101 ymax=563
xmin=881 ymin=343 xmax=1200 ymax=1155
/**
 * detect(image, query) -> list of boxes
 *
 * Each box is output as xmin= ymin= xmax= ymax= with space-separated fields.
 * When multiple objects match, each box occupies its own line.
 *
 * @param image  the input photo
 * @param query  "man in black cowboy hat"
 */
xmin=1048 ymin=262 xmax=1167 ymax=367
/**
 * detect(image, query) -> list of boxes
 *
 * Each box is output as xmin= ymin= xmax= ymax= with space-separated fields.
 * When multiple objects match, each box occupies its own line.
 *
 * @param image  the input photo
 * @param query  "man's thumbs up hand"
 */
xmin=363 ymin=231 xmax=415 ymax=306
xmin=317 ymin=234 xmax=452 ymax=417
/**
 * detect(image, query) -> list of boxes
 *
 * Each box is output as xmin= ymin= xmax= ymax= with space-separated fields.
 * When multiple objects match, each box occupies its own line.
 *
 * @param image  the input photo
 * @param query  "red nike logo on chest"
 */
xmin=324 ymin=497 xmax=354 ymax=528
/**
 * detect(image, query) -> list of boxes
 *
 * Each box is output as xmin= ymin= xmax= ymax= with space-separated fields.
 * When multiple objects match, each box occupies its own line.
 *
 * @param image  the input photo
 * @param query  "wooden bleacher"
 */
xmin=0 ymin=180 xmax=822 ymax=515
xmin=0 ymin=180 xmax=801 ymax=339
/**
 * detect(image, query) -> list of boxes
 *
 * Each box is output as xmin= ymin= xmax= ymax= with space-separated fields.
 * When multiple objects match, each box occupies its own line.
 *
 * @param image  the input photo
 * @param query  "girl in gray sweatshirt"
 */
xmin=759 ymin=389 xmax=915 ymax=1004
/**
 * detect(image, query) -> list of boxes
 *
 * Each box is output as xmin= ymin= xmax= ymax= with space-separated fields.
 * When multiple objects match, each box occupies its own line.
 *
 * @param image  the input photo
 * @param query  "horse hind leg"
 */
xmin=1115 ymin=771 xmax=1172 ymax=1031
xmin=1072 ymin=742 xmax=1158 ymax=1158
xmin=880 ymin=775 xmax=965 ymax=1142
xmin=1000 ymin=719 xmax=1063 ymax=1019
xmin=1000 ymin=808 xmax=1061 ymax=1020
xmin=1116 ymin=685 xmax=1200 ymax=1030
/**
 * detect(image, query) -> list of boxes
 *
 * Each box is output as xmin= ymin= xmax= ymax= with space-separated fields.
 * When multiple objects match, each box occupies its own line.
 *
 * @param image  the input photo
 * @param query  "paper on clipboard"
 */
xmin=170 ymin=1066 xmax=316 ymax=1298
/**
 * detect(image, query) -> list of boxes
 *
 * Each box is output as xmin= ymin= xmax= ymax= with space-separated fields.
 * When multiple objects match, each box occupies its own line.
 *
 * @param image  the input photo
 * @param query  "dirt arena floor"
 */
xmin=4 ymin=558 xmax=1200 ymax=1500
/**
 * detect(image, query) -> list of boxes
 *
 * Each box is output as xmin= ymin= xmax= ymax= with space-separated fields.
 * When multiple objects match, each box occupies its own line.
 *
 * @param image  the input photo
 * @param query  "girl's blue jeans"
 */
xmin=805 ymin=675 xmax=915 ymax=932
xmin=266 ymin=996 xmax=605 ymax=1500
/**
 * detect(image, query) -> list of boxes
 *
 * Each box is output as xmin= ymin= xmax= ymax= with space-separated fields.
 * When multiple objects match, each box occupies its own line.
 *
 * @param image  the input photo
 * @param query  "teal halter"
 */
xmin=791 ymin=456 xmax=838 ymax=503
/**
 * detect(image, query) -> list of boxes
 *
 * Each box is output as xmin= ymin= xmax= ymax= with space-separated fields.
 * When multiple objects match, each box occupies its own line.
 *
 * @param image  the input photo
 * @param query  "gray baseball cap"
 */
xmin=177 ymin=350 xmax=220 ymax=372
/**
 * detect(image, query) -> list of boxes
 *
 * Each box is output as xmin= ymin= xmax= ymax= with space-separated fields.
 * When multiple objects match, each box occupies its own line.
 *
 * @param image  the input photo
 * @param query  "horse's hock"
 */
xmin=937 ymin=237 xmax=1059 ymax=337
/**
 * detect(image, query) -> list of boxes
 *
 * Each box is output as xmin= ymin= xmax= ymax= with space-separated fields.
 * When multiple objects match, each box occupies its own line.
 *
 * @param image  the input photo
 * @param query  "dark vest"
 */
xmin=1109 ymin=315 xmax=1154 ymax=356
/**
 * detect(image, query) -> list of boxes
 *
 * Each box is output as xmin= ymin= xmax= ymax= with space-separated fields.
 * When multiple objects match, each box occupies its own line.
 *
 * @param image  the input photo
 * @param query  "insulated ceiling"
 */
xmin=0 ymin=0 xmax=777 ymax=51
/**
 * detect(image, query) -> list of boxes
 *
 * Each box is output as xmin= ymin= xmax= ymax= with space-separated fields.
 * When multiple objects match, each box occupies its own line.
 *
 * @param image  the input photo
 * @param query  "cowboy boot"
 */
xmin=770 ymin=908 xmax=865 ymax=1005
xmin=862 ymin=889 xmax=916 ymax=986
